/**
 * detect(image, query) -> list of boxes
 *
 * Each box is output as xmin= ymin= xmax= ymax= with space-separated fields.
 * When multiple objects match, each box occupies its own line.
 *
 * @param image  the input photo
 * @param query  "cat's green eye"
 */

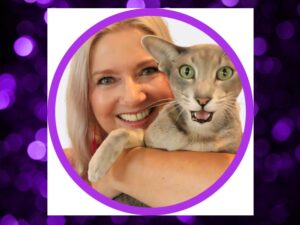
xmin=179 ymin=65 xmax=195 ymax=79
xmin=216 ymin=66 xmax=234 ymax=80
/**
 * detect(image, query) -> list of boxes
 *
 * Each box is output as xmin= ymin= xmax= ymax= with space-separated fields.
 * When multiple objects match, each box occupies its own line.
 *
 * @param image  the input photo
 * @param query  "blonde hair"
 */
xmin=66 ymin=16 xmax=173 ymax=176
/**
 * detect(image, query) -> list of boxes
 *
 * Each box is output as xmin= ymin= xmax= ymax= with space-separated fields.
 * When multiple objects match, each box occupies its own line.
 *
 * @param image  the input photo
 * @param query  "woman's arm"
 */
xmin=93 ymin=147 xmax=235 ymax=207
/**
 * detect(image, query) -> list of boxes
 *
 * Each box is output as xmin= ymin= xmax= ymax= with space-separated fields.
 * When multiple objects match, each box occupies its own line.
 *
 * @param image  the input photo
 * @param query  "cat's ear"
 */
xmin=142 ymin=35 xmax=184 ymax=75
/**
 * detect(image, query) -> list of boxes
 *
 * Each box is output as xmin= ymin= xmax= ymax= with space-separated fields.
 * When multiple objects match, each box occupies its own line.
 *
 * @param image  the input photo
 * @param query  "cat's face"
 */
xmin=142 ymin=36 xmax=242 ymax=128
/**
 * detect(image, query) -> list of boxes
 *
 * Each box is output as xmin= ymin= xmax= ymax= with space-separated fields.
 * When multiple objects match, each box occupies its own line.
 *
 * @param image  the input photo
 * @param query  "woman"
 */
xmin=65 ymin=16 xmax=234 ymax=207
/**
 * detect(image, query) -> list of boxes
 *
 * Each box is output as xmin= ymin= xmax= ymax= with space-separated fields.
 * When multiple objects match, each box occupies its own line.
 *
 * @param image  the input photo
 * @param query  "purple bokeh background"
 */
xmin=1 ymin=0 xmax=300 ymax=224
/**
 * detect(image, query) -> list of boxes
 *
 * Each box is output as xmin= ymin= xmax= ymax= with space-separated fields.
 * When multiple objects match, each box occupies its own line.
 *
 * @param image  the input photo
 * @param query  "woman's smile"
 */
xmin=116 ymin=106 xmax=160 ymax=129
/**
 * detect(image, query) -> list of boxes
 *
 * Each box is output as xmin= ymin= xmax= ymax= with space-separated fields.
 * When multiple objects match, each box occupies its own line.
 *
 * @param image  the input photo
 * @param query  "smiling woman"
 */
xmin=89 ymin=28 xmax=173 ymax=132
xmin=64 ymin=16 xmax=235 ymax=207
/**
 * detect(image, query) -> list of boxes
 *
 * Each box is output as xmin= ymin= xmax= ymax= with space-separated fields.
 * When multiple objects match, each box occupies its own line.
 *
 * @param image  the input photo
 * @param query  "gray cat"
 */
xmin=88 ymin=35 xmax=242 ymax=184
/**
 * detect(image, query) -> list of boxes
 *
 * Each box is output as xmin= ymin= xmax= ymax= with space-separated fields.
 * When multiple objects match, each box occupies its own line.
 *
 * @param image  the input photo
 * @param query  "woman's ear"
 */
xmin=141 ymin=35 xmax=185 ymax=75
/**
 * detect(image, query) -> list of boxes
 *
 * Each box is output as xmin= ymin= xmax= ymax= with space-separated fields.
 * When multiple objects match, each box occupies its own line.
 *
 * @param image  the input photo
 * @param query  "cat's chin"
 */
xmin=191 ymin=110 xmax=214 ymax=124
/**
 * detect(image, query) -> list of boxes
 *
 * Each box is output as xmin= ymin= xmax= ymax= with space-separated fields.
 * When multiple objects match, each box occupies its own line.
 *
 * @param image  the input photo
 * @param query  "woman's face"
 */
xmin=89 ymin=28 xmax=173 ymax=133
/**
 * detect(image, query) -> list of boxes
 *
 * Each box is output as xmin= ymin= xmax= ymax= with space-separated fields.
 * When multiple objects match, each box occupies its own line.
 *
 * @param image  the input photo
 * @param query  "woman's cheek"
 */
xmin=154 ymin=76 xmax=173 ymax=98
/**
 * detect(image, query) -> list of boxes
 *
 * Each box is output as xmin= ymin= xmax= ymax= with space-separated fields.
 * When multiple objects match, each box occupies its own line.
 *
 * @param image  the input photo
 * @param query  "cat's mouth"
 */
xmin=191 ymin=110 xmax=214 ymax=123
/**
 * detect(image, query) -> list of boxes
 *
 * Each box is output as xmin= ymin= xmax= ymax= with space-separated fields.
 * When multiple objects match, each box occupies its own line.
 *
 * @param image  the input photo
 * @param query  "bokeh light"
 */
xmin=44 ymin=10 xmax=48 ymax=24
xmin=271 ymin=118 xmax=294 ymax=142
xmin=295 ymin=145 xmax=300 ymax=162
xmin=0 ymin=90 xmax=15 ymax=110
xmin=256 ymin=57 xmax=282 ymax=76
xmin=18 ymin=219 xmax=30 ymax=225
xmin=111 ymin=216 xmax=129 ymax=225
xmin=264 ymin=58 xmax=275 ymax=74
xmin=35 ymin=127 xmax=47 ymax=144
xmin=47 ymin=216 xmax=65 ymax=225
xmin=0 ymin=74 xmax=16 ymax=110
xmin=13 ymin=36 xmax=35 ymax=57
xmin=34 ymin=101 xmax=47 ymax=122
xmin=254 ymin=37 xmax=267 ymax=56
xmin=39 ymin=178 xmax=47 ymax=198
xmin=37 ymin=0 xmax=53 ymax=4
xmin=36 ymin=0 xmax=54 ymax=7
xmin=254 ymin=138 xmax=270 ymax=157
xmin=35 ymin=195 xmax=47 ymax=212
xmin=221 ymin=0 xmax=239 ymax=7
xmin=0 ymin=73 xmax=16 ymax=91
xmin=144 ymin=0 xmax=160 ymax=7
xmin=0 ymin=214 xmax=18 ymax=225
xmin=264 ymin=153 xmax=282 ymax=172
xmin=24 ymin=0 xmax=36 ymax=3
xmin=276 ymin=21 xmax=295 ymax=40
xmin=27 ymin=140 xmax=47 ymax=160
xmin=176 ymin=216 xmax=196 ymax=224
xmin=4 ymin=133 xmax=24 ymax=152
xmin=279 ymin=153 xmax=294 ymax=173
xmin=126 ymin=0 xmax=145 ymax=8
xmin=32 ymin=172 xmax=47 ymax=195
xmin=269 ymin=204 xmax=289 ymax=224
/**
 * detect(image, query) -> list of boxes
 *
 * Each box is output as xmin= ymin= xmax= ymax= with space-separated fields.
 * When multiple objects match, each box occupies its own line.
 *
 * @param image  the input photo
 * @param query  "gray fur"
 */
xmin=88 ymin=36 xmax=243 ymax=205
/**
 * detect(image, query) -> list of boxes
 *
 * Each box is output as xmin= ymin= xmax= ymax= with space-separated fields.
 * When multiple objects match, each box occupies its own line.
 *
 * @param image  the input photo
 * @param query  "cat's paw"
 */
xmin=87 ymin=130 xmax=127 ymax=182
xmin=88 ymin=151 xmax=111 ymax=182
xmin=87 ymin=128 xmax=144 ymax=183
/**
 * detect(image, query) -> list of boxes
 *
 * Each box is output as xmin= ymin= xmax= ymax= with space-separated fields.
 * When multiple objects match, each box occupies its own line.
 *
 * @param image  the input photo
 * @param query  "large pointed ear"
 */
xmin=141 ymin=35 xmax=184 ymax=74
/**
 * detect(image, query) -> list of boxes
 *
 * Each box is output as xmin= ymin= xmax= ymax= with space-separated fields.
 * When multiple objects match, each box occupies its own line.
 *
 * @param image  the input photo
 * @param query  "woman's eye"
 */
xmin=140 ymin=66 xmax=159 ymax=76
xmin=97 ymin=77 xmax=115 ymax=85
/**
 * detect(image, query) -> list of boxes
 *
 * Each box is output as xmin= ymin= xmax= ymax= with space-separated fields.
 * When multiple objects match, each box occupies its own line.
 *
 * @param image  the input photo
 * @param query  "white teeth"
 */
xmin=119 ymin=109 xmax=150 ymax=122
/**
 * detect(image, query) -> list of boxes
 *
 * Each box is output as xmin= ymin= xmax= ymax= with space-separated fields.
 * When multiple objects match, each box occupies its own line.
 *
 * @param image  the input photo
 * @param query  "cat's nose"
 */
xmin=197 ymin=97 xmax=211 ymax=107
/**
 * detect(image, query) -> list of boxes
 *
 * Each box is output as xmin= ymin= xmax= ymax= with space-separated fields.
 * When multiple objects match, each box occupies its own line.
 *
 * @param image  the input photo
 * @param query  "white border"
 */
xmin=48 ymin=8 xmax=253 ymax=215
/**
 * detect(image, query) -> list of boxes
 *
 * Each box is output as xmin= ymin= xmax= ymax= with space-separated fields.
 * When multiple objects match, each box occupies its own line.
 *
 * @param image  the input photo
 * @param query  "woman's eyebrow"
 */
xmin=135 ymin=59 xmax=158 ymax=69
xmin=91 ymin=59 xmax=157 ymax=77
xmin=91 ymin=69 xmax=114 ymax=77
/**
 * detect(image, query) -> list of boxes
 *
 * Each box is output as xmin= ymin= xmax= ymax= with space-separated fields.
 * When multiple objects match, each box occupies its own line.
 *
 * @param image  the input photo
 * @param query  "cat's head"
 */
xmin=142 ymin=35 xmax=242 ymax=128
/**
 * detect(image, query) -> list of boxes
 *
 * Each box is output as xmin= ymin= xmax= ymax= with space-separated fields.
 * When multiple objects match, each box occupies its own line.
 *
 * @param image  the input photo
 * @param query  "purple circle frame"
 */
xmin=48 ymin=9 xmax=253 ymax=215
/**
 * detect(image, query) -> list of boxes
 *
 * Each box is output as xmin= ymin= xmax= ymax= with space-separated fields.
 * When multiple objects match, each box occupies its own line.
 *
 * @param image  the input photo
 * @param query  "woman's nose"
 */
xmin=120 ymin=77 xmax=146 ymax=106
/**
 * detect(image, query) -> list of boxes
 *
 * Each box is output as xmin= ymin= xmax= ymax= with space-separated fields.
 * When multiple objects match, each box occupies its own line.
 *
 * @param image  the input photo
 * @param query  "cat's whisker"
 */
xmin=216 ymin=99 xmax=225 ymax=104
xmin=174 ymin=107 xmax=186 ymax=123
xmin=158 ymin=103 xmax=180 ymax=116
xmin=144 ymin=98 xmax=175 ymax=110
xmin=182 ymin=99 xmax=191 ymax=105
xmin=172 ymin=88 xmax=189 ymax=98
xmin=223 ymin=107 xmax=235 ymax=120
xmin=150 ymin=101 xmax=176 ymax=109
xmin=223 ymin=101 xmax=238 ymax=109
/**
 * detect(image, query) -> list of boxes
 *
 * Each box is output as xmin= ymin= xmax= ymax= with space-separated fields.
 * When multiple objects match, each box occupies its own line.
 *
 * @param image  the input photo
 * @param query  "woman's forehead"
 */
xmin=90 ymin=29 xmax=155 ymax=73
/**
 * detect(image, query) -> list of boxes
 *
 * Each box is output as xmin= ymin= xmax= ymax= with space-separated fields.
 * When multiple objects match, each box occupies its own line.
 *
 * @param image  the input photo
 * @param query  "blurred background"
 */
xmin=1 ymin=0 xmax=300 ymax=224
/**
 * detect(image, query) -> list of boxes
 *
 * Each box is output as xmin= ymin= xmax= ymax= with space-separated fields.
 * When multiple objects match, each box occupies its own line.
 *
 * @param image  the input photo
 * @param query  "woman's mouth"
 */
xmin=117 ymin=108 xmax=154 ymax=122
xmin=116 ymin=107 xmax=157 ymax=129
